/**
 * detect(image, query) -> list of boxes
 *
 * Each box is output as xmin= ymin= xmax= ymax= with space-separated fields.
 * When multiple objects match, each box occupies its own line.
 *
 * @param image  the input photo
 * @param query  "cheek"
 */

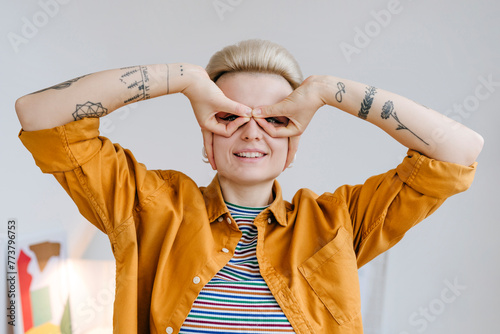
xmin=273 ymin=139 xmax=289 ymax=162
xmin=212 ymin=138 xmax=230 ymax=162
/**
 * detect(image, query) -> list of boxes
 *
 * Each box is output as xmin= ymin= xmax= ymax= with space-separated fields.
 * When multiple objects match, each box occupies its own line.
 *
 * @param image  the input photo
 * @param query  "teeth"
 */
xmin=236 ymin=152 xmax=264 ymax=158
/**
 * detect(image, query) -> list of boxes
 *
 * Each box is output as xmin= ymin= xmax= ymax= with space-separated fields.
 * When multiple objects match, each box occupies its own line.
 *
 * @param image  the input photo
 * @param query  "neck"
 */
xmin=218 ymin=175 xmax=274 ymax=207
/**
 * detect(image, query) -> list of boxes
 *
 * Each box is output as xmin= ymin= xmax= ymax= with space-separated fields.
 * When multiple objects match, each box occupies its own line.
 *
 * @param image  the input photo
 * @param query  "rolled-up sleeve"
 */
xmin=334 ymin=149 xmax=477 ymax=267
xmin=396 ymin=150 xmax=477 ymax=198
xmin=19 ymin=118 xmax=166 ymax=240
xmin=19 ymin=118 xmax=103 ymax=173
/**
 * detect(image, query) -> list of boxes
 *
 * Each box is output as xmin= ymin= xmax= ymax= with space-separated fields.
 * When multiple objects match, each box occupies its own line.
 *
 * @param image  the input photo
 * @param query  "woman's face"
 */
xmin=213 ymin=72 xmax=294 ymax=187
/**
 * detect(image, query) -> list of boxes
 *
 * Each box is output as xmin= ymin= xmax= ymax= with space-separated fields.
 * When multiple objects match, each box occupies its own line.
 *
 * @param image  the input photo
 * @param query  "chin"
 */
xmin=221 ymin=171 xmax=279 ymax=187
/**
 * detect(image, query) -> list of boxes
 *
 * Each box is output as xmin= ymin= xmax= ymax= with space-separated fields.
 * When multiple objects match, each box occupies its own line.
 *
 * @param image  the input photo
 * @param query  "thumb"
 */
xmin=217 ymin=96 xmax=252 ymax=117
xmin=252 ymin=99 xmax=301 ymax=138
xmin=252 ymin=100 xmax=290 ymax=118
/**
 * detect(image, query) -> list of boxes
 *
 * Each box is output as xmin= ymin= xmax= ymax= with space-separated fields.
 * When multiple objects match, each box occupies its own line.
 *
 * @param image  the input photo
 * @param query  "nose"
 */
xmin=240 ymin=118 xmax=263 ymax=141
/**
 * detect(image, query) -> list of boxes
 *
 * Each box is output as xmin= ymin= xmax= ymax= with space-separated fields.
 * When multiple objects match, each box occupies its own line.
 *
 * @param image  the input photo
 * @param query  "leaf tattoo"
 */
xmin=381 ymin=100 xmax=429 ymax=145
xmin=358 ymin=86 xmax=377 ymax=119
xmin=29 ymin=75 xmax=88 ymax=95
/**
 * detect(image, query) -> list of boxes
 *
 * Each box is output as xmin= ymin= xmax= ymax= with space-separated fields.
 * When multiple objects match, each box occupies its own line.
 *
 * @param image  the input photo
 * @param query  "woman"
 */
xmin=16 ymin=40 xmax=482 ymax=333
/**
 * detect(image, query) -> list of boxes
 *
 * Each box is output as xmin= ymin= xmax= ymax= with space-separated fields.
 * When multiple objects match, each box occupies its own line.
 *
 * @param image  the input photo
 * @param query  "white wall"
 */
xmin=1 ymin=0 xmax=498 ymax=333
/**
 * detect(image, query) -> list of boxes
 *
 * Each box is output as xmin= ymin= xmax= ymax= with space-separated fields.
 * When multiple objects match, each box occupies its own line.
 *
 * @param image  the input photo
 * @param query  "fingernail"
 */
xmin=253 ymin=108 xmax=262 ymax=116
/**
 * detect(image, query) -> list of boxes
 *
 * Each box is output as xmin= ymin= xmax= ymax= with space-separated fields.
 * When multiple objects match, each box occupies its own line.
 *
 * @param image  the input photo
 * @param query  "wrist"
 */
xmin=311 ymin=75 xmax=367 ymax=112
xmin=151 ymin=63 xmax=206 ymax=97
xmin=301 ymin=75 xmax=333 ymax=107
xmin=179 ymin=63 xmax=209 ymax=96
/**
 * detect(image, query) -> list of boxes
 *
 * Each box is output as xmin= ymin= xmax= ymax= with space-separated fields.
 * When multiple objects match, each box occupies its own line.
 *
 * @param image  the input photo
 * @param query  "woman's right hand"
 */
xmin=181 ymin=66 xmax=252 ymax=137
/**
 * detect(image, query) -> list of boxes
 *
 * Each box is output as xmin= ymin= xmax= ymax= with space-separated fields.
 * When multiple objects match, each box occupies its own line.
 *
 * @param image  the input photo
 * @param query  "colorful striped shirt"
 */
xmin=179 ymin=202 xmax=295 ymax=333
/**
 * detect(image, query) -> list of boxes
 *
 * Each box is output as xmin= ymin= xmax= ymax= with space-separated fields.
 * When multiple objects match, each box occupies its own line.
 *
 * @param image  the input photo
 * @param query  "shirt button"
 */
xmin=268 ymin=218 xmax=272 ymax=224
xmin=222 ymin=248 xmax=229 ymax=253
xmin=166 ymin=327 xmax=173 ymax=334
xmin=218 ymin=217 xmax=223 ymax=222
xmin=193 ymin=276 xmax=201 ymax=284
xmin=226 ymin=217 xmax=232 ymax=224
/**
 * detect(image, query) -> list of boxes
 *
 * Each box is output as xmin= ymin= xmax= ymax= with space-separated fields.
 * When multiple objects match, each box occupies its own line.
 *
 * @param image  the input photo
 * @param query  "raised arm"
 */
xmin=253 ymin=75 xmax=484 ymax=166
xmin=15 ymin=63 xmax=251 ymax=134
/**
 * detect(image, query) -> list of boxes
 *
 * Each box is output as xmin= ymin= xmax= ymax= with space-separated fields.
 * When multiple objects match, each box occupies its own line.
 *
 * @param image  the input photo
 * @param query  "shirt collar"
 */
xmin=202 ymin=174 xmax=288 ymax=227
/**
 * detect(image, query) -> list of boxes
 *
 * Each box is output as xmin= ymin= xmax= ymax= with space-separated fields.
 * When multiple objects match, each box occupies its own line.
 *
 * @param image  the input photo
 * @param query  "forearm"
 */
xmin=314 ymin=75 xmax=484 ymax=165
xmin=15 ymin=63 xmax=200 ymax=131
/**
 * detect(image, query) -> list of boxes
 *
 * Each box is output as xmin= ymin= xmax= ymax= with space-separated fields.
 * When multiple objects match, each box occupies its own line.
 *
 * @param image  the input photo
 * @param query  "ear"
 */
xmin=202 ymin=129 xmax=217 ymax=170
xmin=283 ymin=136 xmax=300 ymax=170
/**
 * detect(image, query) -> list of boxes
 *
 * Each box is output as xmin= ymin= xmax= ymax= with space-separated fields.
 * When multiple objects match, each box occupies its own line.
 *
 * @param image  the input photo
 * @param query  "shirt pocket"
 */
xmin=298 ymin=226 xmax=361 ymax=325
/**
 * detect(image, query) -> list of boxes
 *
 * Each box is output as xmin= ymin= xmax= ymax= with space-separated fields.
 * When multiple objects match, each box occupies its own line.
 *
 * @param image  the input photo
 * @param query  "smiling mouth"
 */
xmin=234 ymin=152 xmax=266 ymax=158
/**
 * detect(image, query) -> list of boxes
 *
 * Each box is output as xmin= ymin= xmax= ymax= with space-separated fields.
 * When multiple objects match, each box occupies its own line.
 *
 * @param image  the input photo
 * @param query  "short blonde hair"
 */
xmin=206 ymin=39 xmax=303 ymax=89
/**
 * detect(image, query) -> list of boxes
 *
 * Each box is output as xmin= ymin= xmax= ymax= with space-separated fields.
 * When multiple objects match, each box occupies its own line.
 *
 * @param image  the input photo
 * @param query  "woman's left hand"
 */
xmin=251 ymin=75 xmax=327 ymax=138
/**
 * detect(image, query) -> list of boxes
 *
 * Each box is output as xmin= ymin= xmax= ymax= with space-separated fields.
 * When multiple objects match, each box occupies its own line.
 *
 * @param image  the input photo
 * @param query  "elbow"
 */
xmin=467 ymin=131 xmax=484 ymax=164
xmin=15 ymin=96 xmax=29 ymax=126
xmin=15 ymin=95 xmax=37 ymax=131
xmin=455 ymin=130 xmax=484 ymax=166
xmin=432 ymin=129 xmax=484 ymax=166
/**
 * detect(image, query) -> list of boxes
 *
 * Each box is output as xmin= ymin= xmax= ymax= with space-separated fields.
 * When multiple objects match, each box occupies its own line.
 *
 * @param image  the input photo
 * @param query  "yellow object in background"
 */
xmin=25 ymin=323 xmax=60 ymax=334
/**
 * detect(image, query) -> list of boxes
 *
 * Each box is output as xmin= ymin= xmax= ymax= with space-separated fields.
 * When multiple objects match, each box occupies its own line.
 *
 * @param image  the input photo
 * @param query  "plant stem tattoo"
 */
xmin=72 ymin=101 xmax=108 ymax=121
xmin=119 ymin=65 xmax=151 ymax=104
xmin=29 ymin=75 xmax=88 ymax=95
xmin=381 ymin=100 xmax=429 ymax=145
xmin=335 ymin=82 xmax=346 ymax=103
xmin=358 ymin=86 xmax=377 ymax=119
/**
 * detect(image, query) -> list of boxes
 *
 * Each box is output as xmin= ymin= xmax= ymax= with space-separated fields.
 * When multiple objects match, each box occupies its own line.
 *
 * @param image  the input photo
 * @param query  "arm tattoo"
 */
xmin=72 ymin=101 xmax=108 ymax=121
xmin=381 ymin=100 xmax=429 ymax=145
xmin=119 ymin=66 xmax=151 ymax=104
xmin=166 ymin=64 xmax=183 ymax=94
xmin=335 ymin=82 xmax=345 ymax=103
xmin=358 ymin=86 xmax=377 ymax=119
xmin=29 ymin=75 xmax=88 ymax=95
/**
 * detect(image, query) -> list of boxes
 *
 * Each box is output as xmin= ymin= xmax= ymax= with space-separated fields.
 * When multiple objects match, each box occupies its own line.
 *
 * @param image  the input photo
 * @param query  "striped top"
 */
xmin=179 ymin=202 xmax=295 ymax=333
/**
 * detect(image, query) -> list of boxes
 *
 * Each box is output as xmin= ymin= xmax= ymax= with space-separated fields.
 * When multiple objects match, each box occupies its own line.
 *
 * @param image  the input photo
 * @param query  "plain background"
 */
xmin=1 ymin=0 xmax=499 ymax=333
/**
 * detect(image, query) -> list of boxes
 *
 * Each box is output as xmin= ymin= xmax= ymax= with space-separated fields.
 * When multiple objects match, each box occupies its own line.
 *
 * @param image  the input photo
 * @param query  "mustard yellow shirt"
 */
xmin=19 ymin=118 xmax=477 ymax=334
